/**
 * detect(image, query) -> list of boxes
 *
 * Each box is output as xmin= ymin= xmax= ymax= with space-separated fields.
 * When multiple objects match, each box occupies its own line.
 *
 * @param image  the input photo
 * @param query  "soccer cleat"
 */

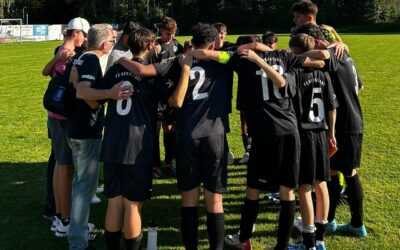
xmin=239 ymin=152 xmax=250 ymax=164
xmin=335 ymin=222 xmax=367 ymax=238
xmin=88 ymin=231 xmax=103 ymax=241
xmin=294 ymin=216 xmax=303 ymax=232
xmin=326 ymin=219 xmax=337 ymax=233
xmin=265 ymin=192 xmax=280 ymax=204
xmin=315 ymin=241 xmax=326 ymax=250
xmin=55 ymin=221 xmax=69 ymax=237
xmin=227 ymin=151 xmax=235 ymax=165
xmin=88 ymin=223 xmax=95 ymax=232
xmin=96 ymin=186 xmax=104 ymax=194
xmin=225 ymin=233 xmax=252 ymax=250
xmin=51 ymin=216 xmax=60 ymax=232
xmin=91 ymin=194 xmax=101 ymax=204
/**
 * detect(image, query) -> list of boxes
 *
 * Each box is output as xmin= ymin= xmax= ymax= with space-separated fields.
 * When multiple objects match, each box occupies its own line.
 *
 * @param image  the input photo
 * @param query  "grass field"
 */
xmin=0 ymin=34 xmax=399 ymax=250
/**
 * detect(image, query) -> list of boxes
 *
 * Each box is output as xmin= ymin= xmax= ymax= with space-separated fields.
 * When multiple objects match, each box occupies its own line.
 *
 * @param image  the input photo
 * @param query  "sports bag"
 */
xmin=43 ymin=75 xmax=72 ymax=117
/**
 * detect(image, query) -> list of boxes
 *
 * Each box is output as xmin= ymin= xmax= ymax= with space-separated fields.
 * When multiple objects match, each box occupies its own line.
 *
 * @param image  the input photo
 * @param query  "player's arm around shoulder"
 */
xmin=239 ymin=49 xmax=286 ymax=88
xmin=116 ymin=56 xmax=157 ymax=77
xmin=168 ymin=54 xmax=192 ymax=108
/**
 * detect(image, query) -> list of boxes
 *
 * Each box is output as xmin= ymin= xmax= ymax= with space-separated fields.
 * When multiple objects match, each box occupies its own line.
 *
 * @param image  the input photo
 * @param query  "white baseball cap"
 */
xmin=67 ymin=17 xmax=90 ymax=34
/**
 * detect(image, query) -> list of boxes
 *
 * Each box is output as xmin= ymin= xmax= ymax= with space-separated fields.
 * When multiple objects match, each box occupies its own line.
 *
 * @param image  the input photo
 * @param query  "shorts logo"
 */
xmin=258 ymin=179 xmax=267 ymax=184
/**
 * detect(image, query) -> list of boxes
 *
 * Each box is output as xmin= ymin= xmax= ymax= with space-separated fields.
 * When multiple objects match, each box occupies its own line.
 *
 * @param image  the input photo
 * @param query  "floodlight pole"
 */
xmin=22 ymin=7 xmax=26 ymax=24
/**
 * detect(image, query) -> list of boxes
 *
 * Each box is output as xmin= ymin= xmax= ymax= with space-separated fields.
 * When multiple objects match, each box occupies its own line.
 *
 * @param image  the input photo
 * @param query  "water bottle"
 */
xmin=147 ymin=219 xmax=158 ymax=250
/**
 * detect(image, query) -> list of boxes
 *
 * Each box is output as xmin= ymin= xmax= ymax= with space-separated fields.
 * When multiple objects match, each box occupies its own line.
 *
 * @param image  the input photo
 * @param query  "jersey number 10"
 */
xmin=256 ymin=65 xmax=284 ymax=101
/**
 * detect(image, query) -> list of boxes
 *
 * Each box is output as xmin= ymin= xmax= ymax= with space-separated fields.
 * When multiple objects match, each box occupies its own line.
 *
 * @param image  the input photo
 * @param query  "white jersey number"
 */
xmin=116 ymin=81 xmax=133 ymax=116
xmin=256 ymin=65 xmax=284 ymax=101
xmin=190 ymin=66 xmax=208 ymax=100
xmin=309 ymin=87 xmax=325 ymax=123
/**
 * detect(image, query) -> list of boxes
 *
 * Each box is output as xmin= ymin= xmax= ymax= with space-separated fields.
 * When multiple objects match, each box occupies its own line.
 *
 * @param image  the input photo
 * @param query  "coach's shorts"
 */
xmin=247 ymin=133 xmax=300 ymax=192
xmin=330 ymin=134 xmax=363 ymax=176
xmin=299 ymin=130 xmax=330 ymax=185
xmin=47 ymin=116 xmax=73 ymax=165
xmin=104 ymin=163 xmax=153 ymax=202
xmin=176 ymin=134 xmax=228 ymax=194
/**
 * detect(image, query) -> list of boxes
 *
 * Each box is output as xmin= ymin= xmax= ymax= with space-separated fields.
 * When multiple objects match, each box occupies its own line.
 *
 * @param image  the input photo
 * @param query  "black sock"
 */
xmin=239 ymin=198 xmax=259 ymax=242
xmin=61 ymin=218 xmax=70 ymax=226
xmin=163 ymin=131 xmax=176 ymax=164
xmin=105 ymin=230 xmax=121 ymax=250
xmin=345 ymin=174 xmax=364 ymax=227
xmin=153 ymin=134 xmax=161 ymax=168
xmin=181 ymin=207 xmax=198 ymax=250
xmin=327 ymin=175 xmax=341 ymax=222
xmin=275 ymin=200 xmax=296 ymax=250
xmin=56 ymin=213 xmax=62 ymax=220
xmin=302 ymin=231 xmax=316 ymax=249
xmin=206 ymin=212 xmax=224 ymax=250
xmin=241 ymin=134 xmax=252 ymax=153
xmin=315 ymin=222 xmax=327 ymax=242
xmin=124 ymin=233 xmax=143 ymax=250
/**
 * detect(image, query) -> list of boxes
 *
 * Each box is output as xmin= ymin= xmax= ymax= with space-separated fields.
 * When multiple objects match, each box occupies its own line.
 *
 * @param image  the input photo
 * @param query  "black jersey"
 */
xmin=289 ymin=68 xmax=339 ymax=131
xmin=324 ymin=49 xmax=363 ymax=135
xmin=155 ymin=57 xmax=233 ymax=139
xmin=233 ymin=50 xmax=306 ymax=137
xmin=154 ymin=38 xmax=183 ymax=62
xmin=65 ymin=52 xmax=105 ymax=139
xmin=98 ymin=59 xmax=175 ymax=165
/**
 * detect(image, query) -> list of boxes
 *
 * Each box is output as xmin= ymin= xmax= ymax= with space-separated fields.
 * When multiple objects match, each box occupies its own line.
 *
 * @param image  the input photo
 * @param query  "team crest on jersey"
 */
xmin=173 ymin=46 xmax=178 ymax=52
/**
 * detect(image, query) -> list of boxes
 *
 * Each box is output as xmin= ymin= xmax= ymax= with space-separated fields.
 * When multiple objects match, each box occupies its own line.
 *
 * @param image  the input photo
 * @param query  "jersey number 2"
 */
xmin=190 ymin=66 xmax=208 ymax=101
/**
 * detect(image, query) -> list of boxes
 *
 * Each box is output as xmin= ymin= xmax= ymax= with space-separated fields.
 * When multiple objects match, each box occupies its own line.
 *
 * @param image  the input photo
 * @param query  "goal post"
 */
xmin=0 ymin=18 xmax=22 ymax=43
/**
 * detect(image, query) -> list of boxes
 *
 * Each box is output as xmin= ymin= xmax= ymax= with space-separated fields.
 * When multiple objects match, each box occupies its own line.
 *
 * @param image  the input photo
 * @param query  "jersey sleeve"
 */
xmin=323 ymin=48 xmax=339 ymax=72
xmin=154 ymin=57 xmax=181 ymax=82
xmin=284 ymin=51 xmax=307 ymax=69
xmin=78 ymin=55 xmax=102 ymax=87
xmin=324 ymin=72 xmax=339 ymax=110
xmin=283 ymin=70 xmax=298 ymax=98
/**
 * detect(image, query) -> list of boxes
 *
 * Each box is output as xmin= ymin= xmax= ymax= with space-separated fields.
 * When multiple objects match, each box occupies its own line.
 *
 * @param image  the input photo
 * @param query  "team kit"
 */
xmin=42 ymin=1 xmax=366 ymax=250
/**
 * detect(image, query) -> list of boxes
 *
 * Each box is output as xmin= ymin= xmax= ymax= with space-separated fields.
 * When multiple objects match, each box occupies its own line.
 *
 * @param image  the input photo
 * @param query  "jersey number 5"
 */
xmin=309 ymin=87 xmax=325 ymax=123
xmin=190 ymin=66 xmax=208 ymax=101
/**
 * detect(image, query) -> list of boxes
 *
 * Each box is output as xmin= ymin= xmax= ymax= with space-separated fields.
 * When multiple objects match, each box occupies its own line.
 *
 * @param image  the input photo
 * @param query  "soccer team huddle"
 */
xmin=42 ymin=0 xmax=367 ymax=250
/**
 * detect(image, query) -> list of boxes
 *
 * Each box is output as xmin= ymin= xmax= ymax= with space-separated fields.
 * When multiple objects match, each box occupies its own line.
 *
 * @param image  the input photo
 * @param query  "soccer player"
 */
xmin=287 ymin=34 xmax=338 ymax=250
xmin=152 ymin=16 xmax=183 ymax=177
xmin=262 ymin=31 xmax=278 ymax=50
xmin=292 ymin=25 xmax=367 ymax=239
xmin=41 ymin=17 xmax=89 ymax=237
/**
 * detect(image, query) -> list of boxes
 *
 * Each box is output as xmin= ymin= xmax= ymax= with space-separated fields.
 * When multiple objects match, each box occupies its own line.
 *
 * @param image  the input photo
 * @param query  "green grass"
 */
xmin=0 ymin=34 xmax=400 ymax=249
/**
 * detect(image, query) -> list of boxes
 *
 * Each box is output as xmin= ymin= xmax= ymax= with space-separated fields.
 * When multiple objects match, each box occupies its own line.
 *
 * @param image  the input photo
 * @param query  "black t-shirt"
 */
xmin=154 ymin=38 xmax=183 ymax=62
xmin=289 ymin=68 xmax=339 ymax=131
xmin=65 ymin=52 xmax=105 ymax=139
xmin=155 ymin=57 xmax=233 ymax=139
xmin=98 ymin=59 xmax=175 ymax=165
xmin=324 ymin=49 xmax=363 ymax=135
xmin=233 ymin=50 xmax=306 ymax=137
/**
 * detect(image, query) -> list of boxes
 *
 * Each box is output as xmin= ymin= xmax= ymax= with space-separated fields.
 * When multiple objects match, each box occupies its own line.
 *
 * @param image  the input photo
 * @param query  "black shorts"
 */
xmin=176 ymin=134 xmax=228 ymax=194
xmin=104 ymin=163 xmax=152 ymax=202
xmin=247 ymin=133 xmax=300 ymax=192
xmin=330 ymin=134 xmax=363 ymax=176
xmin=299 ymin=130 xmax=330 ymax=185
xmin=157 ymin=104 xmax=177 ymax=125
xmin=236 ymin=83 xmax=244 ymax=111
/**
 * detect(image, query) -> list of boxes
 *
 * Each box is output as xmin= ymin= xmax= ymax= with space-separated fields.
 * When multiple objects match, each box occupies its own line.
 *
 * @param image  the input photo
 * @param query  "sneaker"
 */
xmin=288 ymin=243 xmax=316 ymax=250
xmin=55 ymin=220 xmax=69 ymax=237
xmin=294 ymin=216 xmax=303 ymax=232
xmin=225 ymin=233 xmax=252 ymax=250
xmin=152 ymin=167 xmax=162 ymax=178
xmin=239 ymin=152 xmax=249 ymax=164
xmin=326 ymin=219 xmax=337 ymax=233
xmin=88 ymin=230 xmax=103 ymax=241
xmin=88 ymin=223 xmax=95 ymax=232
xmin=162 ymin=163 xmax=176 ymax=176
xmin=315 ymin=241 xmax=326 ymax=250
xmin=50 ymin=216 xmax=60 ymax=232
xmin=336 ymin=222 xmax=367 ymax=238
xmin=265 ymin=192 xmax=280 ymax=204
xmin=91 ymin=194 xmax=101 ymax=204
xmin=227 ymin=151 xmax=235 ymax=165
xmin=96 ymin=186 xmax=104 ymax=194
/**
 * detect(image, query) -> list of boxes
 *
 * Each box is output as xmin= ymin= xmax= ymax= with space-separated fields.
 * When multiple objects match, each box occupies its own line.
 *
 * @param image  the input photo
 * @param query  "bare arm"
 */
xmin=239 ymin=49 xmax=286 ymax=88
xmin=76 ymin=81 xmax=132 ymax=101
xmin=327 ymin=42 xmax=349 ymax=60
xmin=237 ymin=42 xmax=273 ymax=53
xmin=328 ymin=109 xmax=336 ymax=144
xmin=42 ymin=50 xmax=75 ymax=76
xmin=168 ymin=55 xmax=192 ymax=108
xmin=190 ymin=49 xmax=221 ymax=62
xmin=303 ymin=57 xmax=325 ymax=69
xmin=304 ymin=49 xmax=330 ymax=60
xmin=117 ymin=57 xmax=157 ymax=77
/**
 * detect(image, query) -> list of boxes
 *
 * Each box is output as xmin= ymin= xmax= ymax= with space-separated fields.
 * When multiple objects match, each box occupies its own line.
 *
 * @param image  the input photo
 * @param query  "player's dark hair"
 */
xmin=183 ymin=40 xmax=193 ymax=51
xmin=289 ymin=33 xmax=315 ymax=53
xmin=123 ymin=21 xmax=142 ymax=35
xmin=291 ymin=0 xmax=318 ymax=17
xmin=262 ymin=31 xmax=278 ymax=46
xmin=127 ymin=27 xmax=155 ymax=55
xmin=160 ymin=16 xmax=177 ymax=31
xmin=292 ymin=23 xmax=329 ymax=48
xmin=212 ymin=22 xmax=227 ymax=33
xmin=191 ymin=23 xmax=218 ymax=48
xmin=236 ymin=35 xmax=261 ymax=45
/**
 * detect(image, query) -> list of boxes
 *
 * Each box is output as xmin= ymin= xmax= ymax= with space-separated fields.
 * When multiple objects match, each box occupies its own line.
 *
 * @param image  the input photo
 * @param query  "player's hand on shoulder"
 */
xmin=109 ymin=81 xmax=134 ymax=100
xmin=238 ymin=49 xmax=259 ymax=63
xmin=57 ymin=49 xmax=75 ymax=61
xmin=328 ymin=42 xmax=346 ymax=60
